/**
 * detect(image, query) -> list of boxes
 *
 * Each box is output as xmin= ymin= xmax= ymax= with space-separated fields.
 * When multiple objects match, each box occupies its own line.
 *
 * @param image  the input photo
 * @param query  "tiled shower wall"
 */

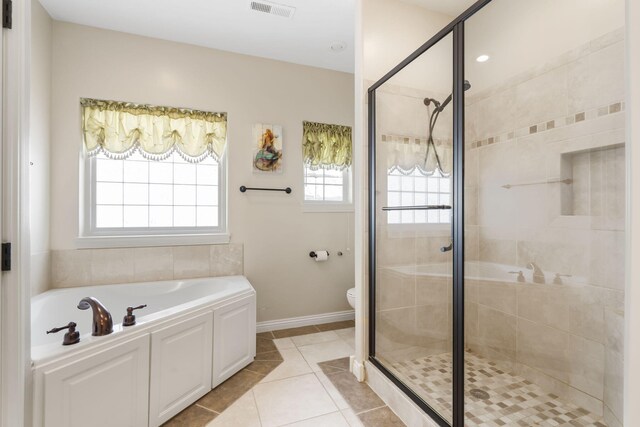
xmin=464 ymin=28 xmax=625 ymax=426
xmin=50 ymin=244 xmax=243 ymax=288
xmin=374 ymin=83 xmax=456 ymax=360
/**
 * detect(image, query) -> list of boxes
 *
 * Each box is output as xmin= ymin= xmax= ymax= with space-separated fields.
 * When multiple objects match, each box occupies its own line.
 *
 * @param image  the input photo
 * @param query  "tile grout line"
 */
xmin=354 ymin=404 xmax=389 ymax=417
xmin=313 ymin=370 xmax=347 ymax=412
xmin=194 ymin=404 xmax=220 ymax=415
xmin=251 ymin=389 xmax=264 ymax=427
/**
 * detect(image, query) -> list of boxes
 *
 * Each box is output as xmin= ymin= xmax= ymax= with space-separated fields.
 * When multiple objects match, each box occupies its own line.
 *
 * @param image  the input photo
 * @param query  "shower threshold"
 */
xmin=386 ymin=351 xmax=607 ymax=427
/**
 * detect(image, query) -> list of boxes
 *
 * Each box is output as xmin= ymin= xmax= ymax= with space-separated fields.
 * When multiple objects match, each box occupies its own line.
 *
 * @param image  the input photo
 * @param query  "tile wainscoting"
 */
xmin=50 ymin=243 xmax=243 ymax=288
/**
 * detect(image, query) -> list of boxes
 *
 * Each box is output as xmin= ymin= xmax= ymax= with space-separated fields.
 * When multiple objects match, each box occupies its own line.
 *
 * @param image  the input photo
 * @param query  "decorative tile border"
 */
xmin=469 ymin=100 xmax=625 ymax=151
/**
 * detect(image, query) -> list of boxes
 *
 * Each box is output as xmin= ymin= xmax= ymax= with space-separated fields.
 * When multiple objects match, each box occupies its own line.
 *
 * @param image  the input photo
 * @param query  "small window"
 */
xmin=86 ymin=151 xmax=226 ymax=235
xmin=386 ymin=167 xmax=451 ymax=224
xmin=304 ymin=165 xmax=351 ymax=203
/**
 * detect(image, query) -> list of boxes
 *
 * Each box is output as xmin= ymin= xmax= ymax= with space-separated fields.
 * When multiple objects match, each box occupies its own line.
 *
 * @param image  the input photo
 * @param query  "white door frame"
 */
xmin=1 ymin=0 xmax=31 ymax=425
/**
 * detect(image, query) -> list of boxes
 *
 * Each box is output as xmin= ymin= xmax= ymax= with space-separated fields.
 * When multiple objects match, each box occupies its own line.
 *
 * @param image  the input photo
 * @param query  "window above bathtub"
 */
xmin=301 ymin=121 xmax=353 ymax=212
xmin=386 ymin=168 xmax=451 ymax=225
xmin=78 ymin=99 xmax=228 ymax=248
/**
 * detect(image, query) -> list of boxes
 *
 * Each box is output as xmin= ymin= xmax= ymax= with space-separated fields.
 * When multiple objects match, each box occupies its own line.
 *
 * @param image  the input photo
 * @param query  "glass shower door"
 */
xmin=463 ymin=1 xmax=626 ymax=426
xmin=370 ymin=32 xmax=455 ymax=424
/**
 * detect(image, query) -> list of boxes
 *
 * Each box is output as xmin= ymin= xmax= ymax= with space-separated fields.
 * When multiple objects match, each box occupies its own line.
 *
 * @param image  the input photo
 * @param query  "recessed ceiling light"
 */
xmin=330 ymin=42 xmax=346 ymax=53
xmin=476 ymin=54 xmax=490 ymax=63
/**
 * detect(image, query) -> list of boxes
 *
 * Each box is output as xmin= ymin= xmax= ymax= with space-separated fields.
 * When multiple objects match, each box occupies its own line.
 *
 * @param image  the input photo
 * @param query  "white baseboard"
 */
xmin=256 ymin=310 xmax=355 ymax=333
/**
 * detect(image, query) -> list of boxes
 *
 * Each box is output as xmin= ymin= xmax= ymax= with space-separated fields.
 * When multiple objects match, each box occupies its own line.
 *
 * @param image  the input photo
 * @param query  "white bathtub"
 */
xmin=31 ymin=276 xmax=257 ymax=427
xmin=390 ymin=261 xmax=586 ymax=284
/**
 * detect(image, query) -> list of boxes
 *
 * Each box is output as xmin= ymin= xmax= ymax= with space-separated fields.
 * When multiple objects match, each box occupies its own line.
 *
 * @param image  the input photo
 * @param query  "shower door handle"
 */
xmin=382 ymin=205 xmax=452 ymax=211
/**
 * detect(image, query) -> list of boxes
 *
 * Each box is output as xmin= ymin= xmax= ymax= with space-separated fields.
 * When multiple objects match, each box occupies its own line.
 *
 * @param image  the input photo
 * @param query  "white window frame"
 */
xmin=77 ymin=153 xmax=229 ymax=248
xmin=302 ymin=165 xmax=354 ymax=213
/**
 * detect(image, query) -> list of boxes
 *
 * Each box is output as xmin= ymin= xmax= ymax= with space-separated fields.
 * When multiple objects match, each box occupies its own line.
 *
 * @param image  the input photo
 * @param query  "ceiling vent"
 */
xmin=249 ymin=1 xmax=296 ymax=19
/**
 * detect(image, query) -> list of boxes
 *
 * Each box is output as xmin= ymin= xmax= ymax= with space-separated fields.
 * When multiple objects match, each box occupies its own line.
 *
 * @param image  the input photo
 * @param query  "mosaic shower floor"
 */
xmin=389 ymin=351 xmax=607 ymax=427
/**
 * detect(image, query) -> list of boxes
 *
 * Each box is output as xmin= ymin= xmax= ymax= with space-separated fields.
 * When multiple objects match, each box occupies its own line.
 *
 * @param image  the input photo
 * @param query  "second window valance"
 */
xmin=81 ymin=98 xmax=227 ymax=163
xmin=302 ymin=121 xmax=352 ymax=170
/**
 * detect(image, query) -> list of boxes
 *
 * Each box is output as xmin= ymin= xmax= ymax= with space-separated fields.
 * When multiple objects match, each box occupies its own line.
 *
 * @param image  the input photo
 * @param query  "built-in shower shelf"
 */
xmin=560 ymin=143 xmax=625 ymax=217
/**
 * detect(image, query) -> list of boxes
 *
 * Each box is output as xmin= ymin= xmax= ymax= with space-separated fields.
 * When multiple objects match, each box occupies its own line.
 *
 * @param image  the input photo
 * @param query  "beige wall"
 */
xmin=29 ymin=0 xmax=52 ymax=296
xmin=49 ymin=22 xmax=355 ymax=322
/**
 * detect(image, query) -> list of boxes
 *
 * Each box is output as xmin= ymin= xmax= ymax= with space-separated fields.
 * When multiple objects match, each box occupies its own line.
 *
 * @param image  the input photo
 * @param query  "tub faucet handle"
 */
xmin=123 ymin=304 xmax=147 ymax=327
xmin=552 ymin=273 xmax=572 ymax=285
xmin=508 ymin=271 xmax=525 ymax=283
xmin=46 ymin=321 xmax=80 ymax=346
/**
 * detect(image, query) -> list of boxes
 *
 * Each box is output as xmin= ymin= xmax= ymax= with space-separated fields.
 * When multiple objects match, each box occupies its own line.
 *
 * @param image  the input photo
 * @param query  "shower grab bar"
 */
xmin=382 ymin=205 xmax=451 ymax=211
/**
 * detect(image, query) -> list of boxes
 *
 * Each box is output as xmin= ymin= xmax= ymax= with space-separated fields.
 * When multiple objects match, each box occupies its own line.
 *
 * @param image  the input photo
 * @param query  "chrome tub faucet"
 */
xmin=526 ymin=262 xmax=545 ymax=284
xmin=78 ymin=297 xmax=113 ymax=336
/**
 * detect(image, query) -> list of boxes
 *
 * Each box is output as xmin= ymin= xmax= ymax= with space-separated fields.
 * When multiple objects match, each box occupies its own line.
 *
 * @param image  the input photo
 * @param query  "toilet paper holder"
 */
xmin=309 ymin=251 xmax=343 ymax=258
xmin=309 ymin=251 xmax=329 ymax=258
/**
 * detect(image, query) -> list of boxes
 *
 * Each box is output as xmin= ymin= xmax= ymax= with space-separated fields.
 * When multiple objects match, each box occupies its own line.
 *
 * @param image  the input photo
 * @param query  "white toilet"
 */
xmin=347 ymin=287 xmax=356 ymax=308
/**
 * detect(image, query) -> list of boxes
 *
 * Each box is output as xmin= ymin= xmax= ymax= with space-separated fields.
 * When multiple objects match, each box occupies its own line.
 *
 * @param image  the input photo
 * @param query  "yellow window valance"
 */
xmin=302 ymin=121 xmax=352 ymax=170
xmin=81 ymin=98 xmax=227 ymax=163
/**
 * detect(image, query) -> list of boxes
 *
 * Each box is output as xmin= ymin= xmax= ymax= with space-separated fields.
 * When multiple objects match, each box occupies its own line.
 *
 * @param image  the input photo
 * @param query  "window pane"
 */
xmin=174 ymin=185 xmax=196 ymax=206
xmin=149 ymin=162 xmax=173 ymax=184
xmin=415 ymin=177 xmax=427 ymax=192
xmin=149 ymin=206 xmax=172 ymax=227
xmin=174 ymin=163 xmax=196 ymax=185
xmin=174 ymin=206 xmax=196 ymax=227
xmin=388 ymin=192 xmax=400 ymax=206
xmin=401 ymin=192 xmax=413 ymax=206
xmin=325 ymin=185 xmax=343 ymax=201
xmin=123 ymin=183 xmax=148 ymax=205
xmin=440 ymin=178 xmax=451 ymax=192
xmin=197 ymin=165 xmax=218 ymax=186
xmin=401 ymin=176 xmax=413 ymax=191
xmin=197 ymin=186 xmax=218 ymax=206
xmin=325 ymin=176 xmax=343 ymax=185
xmin=304 ymin=185 xmax=316 ymax=200
xmin=123 ymin=160 xmax=148 ymax=183
xmin=96 ymin=182 xmax=123 ymax=205
xmin=96 ymin=205 xmax=123 ymax=228
xmin=197 ymin=206 xmax=218 ymax=227
xmin=401 ymin=210 xmax=413 ymax=223
xmin=427 ymin=178 xmax=439 ymax=192
xmin=149 ymin=184 xmax=173 ymax=205
xmin=388 ymin=211 xmax=401 ymax=224
xmin=388 ymin=175 xmax=401 ymax=191
xmin=96 ymin=158 xmax=123 ymax=182
xmin=123 ymin=206 xmax=148 ymax=227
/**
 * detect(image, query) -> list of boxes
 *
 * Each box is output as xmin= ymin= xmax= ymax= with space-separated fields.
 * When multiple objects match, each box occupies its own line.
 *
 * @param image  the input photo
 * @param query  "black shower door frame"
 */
xmin=367 ymin=1 xmax=493 ymax=426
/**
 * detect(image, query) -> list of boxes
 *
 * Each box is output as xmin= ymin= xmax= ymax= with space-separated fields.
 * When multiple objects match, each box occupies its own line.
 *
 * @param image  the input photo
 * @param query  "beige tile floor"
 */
xmin=208 ymin=326 xmax=360 ymax=427
xmin=164 ymin=322 xmax=406 ymax=427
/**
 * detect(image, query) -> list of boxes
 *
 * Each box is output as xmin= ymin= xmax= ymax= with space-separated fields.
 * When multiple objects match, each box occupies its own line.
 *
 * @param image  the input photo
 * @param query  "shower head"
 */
xmin=423 ymin=97 xmax=440 ymax=107
xmin=423 ymin=80 xmax=471 ymax=110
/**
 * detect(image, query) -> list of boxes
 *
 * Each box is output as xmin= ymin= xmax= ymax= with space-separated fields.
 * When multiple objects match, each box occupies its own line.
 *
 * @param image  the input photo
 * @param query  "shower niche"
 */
xmin=560 ymin=143 xmax=625 ymax=219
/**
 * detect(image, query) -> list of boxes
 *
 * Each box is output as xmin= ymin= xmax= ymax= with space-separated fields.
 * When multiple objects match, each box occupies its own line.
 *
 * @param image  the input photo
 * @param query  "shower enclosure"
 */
xmin=368 ymin=0 xmax=625 ymax=426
